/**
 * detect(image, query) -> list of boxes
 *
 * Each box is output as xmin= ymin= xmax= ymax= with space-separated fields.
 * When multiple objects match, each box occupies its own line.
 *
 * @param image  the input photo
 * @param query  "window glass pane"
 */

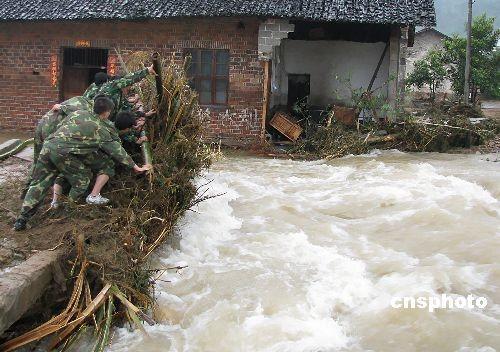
xmin=201 ymin=62 xmax=212 ymax=75
xmin=215 ymin=79 xmax=228 ymax=104
xmin=216 ymin=51 xmax=229 ymax=64
xmin=184 ymin=50 xmax=229 ymax=105
xmin=201 ymin=50 xmax=212 ymax=63
xmin=199 ymin=79 xmax=212 ymax=92
xmin=216 ymin=63 xmax=228 ymax=76
xmin=199 ymin=92 xmax=212 ymax=104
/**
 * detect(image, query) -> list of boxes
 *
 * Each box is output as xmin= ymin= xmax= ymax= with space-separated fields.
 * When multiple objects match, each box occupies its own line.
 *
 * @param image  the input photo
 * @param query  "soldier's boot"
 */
xmin=13 ymin=216 xmax=27 ymax=231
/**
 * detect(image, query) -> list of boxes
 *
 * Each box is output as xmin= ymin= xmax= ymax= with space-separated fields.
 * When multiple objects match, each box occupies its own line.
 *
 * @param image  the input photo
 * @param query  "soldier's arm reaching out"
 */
xmin=98 ymin=126 xmax=151 ymax=173
xmin=109 ymin=65 xmax=155 ymax=91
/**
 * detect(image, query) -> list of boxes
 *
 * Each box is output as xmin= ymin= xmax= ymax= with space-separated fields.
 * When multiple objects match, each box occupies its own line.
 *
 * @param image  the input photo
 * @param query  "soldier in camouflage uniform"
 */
xmin=32 ymin=96 xmax=92 ymax=163
xmin=51 ymin=111 xmax=138 ymax=208
xmin=82 ymin=72 xmax=109 ymax=100
xmin=21 ymin=95 xmax=93 ymax=198
xmin=96 ymin=65 xmax=155 ymax=120
xmin=14 ymin=97 xmax=151 ymax=231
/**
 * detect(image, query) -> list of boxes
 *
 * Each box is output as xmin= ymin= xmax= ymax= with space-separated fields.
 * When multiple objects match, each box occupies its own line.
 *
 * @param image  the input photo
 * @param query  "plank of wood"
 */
xmin=261 ymin=60 xmax=271 ymax=142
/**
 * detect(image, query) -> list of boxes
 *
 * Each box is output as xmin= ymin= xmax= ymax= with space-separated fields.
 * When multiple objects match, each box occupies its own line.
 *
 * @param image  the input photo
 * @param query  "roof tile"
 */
xmin=0 ymin=0 xmax=435 ymax=26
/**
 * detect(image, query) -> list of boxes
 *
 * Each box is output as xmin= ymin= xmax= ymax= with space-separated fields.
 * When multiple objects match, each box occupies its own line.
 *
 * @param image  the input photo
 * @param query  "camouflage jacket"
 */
xmin=121 ymin=129 xmax=139 ymax=143
xmin=117 ymin=93 xmax=133 ymax=113
xmin=101 ymin=119 xmax=121 ymax=142
xmin=96 ymin=68 xmax=148 ymax=105
xmin=36 ymin=96 xmax=92 ymax=141
xmin=82 ymin=83 xmax=102 ymax=100
xmin=45 ymin=110 xmax=135 ymax=168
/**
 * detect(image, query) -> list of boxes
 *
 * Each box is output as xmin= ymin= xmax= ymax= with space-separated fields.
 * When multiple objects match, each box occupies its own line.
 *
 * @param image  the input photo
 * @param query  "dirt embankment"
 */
xmin=0 ymin=156 xmax=105 ymax=274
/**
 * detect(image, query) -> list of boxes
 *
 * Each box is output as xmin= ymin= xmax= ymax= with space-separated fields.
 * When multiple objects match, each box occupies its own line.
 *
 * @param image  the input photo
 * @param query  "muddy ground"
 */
xmin=0 ymin=158 xmax=101 ymax=273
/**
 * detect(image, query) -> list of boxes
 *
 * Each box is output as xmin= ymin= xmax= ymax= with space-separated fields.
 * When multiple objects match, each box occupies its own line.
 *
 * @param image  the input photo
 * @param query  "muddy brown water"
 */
xmin=82 ymin=151 xmax=499 ymax=351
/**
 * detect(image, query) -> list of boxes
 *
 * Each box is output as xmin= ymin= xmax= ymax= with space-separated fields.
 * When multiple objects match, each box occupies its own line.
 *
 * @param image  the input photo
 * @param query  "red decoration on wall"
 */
xmin=50 ymin=55 xmax=58 ymax=87
xmin=75 ymin=40 xmax=91 ymax=47
xmin=107 ymin=55 xmax=117 ymax=76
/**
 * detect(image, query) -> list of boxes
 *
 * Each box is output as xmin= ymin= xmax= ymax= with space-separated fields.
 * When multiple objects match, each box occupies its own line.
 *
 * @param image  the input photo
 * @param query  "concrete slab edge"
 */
xmin=0 ymin=249 xmax=64 ymax=335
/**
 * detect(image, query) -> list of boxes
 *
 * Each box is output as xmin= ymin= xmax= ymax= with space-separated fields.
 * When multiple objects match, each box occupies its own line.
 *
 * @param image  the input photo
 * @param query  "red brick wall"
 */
xmin=0 ymin=18 xmax=264 ymax=145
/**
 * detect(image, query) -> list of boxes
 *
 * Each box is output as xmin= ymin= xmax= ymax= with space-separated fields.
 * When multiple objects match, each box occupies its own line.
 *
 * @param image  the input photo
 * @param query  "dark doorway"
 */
xmin=287 ymin=74 xmax=310 ymax=108
xmin=61 ymin=48 xmax=108 ymax=101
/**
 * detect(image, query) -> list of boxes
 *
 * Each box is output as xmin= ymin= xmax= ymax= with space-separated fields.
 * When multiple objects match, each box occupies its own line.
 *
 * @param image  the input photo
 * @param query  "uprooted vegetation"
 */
xmin=288 ymin=101 xmax=499 ymax=159
xmin=0 ymin=52 xmax=214 ymax=350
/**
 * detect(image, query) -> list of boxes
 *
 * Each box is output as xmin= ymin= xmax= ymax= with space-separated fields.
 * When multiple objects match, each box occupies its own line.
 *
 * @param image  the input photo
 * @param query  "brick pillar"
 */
xmin=258 ymin=19 xmax=294 ymax=60
xmin=388 ymin=26 xmax=401 ymax=107
xmin=398 ymin=27 xmax=408 ymax=102
xmin=388 ymin=25 xmax=408 ymax=112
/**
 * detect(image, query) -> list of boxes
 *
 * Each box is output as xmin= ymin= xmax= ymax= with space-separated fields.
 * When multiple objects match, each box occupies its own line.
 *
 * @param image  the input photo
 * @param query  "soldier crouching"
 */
xmin=14 ymin=96 xmax=151 ymax=231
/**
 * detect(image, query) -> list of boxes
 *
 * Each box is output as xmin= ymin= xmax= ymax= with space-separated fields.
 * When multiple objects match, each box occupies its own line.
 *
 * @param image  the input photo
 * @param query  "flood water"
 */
xmin=109 ymin=151 xmax=500 ymax=352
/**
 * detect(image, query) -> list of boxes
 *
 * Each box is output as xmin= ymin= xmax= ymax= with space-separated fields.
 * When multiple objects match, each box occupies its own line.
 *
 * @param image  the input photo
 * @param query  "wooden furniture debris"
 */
xmin=269 ymin=112 xmax=303 ymax=141
xmin=261 ymin=60 xmax=271 ymax=142
xmin=332 ymin=106 xmax=357 ymax=126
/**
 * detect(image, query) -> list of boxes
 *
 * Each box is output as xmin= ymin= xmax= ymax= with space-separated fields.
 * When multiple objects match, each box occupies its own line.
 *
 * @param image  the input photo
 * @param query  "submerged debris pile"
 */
xmin=1 ymin=52 xmax=213 ymax=351
xmin=291 ymin=123 xmax=370 ymax=159
xmin=396 ymin=104 xmax=499 ymax=152
xmin=289 ymin=103 xmax=499 ymax=159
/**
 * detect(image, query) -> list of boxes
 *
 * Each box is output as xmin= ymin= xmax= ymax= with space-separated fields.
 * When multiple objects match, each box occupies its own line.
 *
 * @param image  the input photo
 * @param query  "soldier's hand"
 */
xmin=133 ymin=164 xmax=152 ymax=173
xmin=136 ymin=136 xmax=148 ymax=145
xmin=52 ymin=104 xmax=62 ymax=111
xmin=134 ymin=117 xmax=146 ymax=130
xmin=145 ymin=109 xmax=156 ymax=117
xmin=127 ymin=94 xmax=140 ymax=103
xmin=148 ymin=64 xmax=156 ymax=75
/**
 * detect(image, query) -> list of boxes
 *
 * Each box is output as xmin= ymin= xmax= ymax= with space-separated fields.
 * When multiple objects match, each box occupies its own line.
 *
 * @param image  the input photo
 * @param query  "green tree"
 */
xmin=407 ymin=49 xmax=448 ymax=100
xmin=444 ymin=14 xmax=500 ymax=103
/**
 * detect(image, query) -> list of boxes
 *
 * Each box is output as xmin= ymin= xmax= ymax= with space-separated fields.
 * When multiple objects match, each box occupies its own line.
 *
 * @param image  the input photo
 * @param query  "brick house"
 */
xmin=0 ymin=1 xmax=435 ymax=145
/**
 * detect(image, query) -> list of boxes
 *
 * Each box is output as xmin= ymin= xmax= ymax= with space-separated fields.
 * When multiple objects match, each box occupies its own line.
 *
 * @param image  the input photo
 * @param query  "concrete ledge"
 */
xmin=0 ymin=249 xmax=63 ymax=334
xmin=0 ymin=139 xmax=21 ymax=155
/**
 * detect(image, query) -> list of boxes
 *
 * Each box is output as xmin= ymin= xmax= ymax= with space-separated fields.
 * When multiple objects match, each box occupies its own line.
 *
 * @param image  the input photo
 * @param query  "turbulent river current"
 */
xmin=109 ymin=151 xmax=499 ymax=352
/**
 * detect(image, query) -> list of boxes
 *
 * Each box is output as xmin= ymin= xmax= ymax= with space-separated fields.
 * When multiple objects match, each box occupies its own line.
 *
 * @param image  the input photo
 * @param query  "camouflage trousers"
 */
xmin=22 ymin=127 xmax=44 ymax=194
xmin=20 ymin=144 xmax=114 ymax=219
xmin=54 ymin=150 xmax=115 ymax=188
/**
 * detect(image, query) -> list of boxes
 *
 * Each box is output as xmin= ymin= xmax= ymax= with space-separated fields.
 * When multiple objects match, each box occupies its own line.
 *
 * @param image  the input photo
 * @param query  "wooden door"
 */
xmin=62 ymin=67 xmax=90 ymax=101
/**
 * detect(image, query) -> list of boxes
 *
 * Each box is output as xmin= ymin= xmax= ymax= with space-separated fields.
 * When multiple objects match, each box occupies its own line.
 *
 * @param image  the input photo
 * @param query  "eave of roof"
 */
xmin=0 ymin=0 xmax=436 ymax=27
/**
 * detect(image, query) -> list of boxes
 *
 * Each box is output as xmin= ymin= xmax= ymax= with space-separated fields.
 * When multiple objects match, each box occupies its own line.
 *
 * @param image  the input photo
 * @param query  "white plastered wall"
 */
xmin=271 ymin=39 xmax=390 ymax=107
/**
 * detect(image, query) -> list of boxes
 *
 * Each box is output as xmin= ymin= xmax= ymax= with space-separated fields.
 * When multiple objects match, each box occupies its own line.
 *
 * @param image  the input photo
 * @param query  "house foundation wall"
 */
xmin=0 ymin=19 xmax=264 ymax=145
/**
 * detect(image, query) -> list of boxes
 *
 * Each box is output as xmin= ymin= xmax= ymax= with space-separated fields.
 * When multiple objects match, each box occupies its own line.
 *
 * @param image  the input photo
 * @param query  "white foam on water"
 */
xmin=108 ymin=152 xmax=500 ymax=352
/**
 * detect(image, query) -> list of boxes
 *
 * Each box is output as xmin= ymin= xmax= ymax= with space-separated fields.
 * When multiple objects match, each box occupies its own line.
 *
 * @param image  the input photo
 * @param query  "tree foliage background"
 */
xmin=407 ymin=49 xmax=448 ymax=100
xmin=443 ymin=14 xmax=500 ymax=101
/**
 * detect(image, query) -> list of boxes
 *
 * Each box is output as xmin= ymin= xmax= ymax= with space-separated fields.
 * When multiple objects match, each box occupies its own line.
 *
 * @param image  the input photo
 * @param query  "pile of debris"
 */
xmin=0 ymin=53 xmax=213 ymax=351
xmin=395 ymin=103 xmax=498 ymax=152
xmin=274 ymin=102 xmax=499 ymax=159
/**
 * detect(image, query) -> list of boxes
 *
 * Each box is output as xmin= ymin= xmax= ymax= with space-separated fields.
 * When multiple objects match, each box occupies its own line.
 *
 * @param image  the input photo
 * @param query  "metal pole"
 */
xmin=464 ymin=0 xmax=473 ymax=105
